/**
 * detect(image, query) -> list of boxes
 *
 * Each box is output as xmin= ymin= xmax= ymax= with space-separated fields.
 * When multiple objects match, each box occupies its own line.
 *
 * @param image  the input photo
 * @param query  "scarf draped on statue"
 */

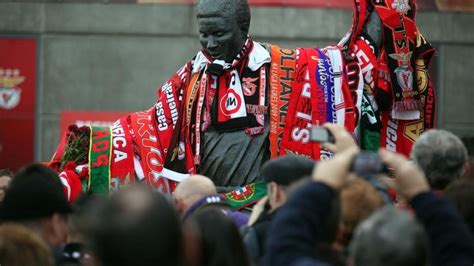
xmin=50 ymin=37 xmax=364 ymax=202
xmin=341 ymin=0 xmax=436 ymax=156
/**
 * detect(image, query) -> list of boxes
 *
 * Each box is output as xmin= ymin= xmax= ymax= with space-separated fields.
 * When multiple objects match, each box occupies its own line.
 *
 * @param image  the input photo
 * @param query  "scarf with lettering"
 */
xmin=269 ymin=46 xmax=361 ymax=159
xmin=342 ymin=0 xmax=436 ymax=156
xmin=151 ymin=37 xmax=270 ymax=180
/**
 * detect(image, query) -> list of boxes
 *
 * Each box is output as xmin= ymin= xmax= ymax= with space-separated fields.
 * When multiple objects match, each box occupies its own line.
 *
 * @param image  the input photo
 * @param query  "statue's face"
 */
xmin=197 ymin=15 xmax=245 ymax=63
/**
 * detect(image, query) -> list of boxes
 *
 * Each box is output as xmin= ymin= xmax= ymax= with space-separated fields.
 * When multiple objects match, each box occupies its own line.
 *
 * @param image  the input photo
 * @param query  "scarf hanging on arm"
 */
xmin=317 ymin=49 xmax=337 ymax=125
xmin=268 ymin=46 xmax=297 ymax=159
xmin=373 ymin=0 xmax=421 ymax=120
xmin=110 ymin=117 xmax=135 ymax=191
xmin=279 ymin=48 xmax=326 ymax=159
xmin=268 ymin=46 xmax=360 ymax=159
xmin=322 ymin=46 xmax=347 ymax=127
xmin=380 ymin=30 xmax=436 ymax=156
xmin=341 ymin=0 xmax=436 ymax=156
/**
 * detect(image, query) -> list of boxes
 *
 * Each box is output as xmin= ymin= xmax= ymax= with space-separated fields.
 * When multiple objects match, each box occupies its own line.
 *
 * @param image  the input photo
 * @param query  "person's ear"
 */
xmin=462 ymin=161 xmax=470 ymax=177
xmin=43 ymin=213 xmax=67 ymax=247
xmin=51 ymin=213 xmax=68 ymax=245
xmin=268 ymin=182 xmax=278 ymax=201
xmin=174 ymin=197 xmax=186 ymax=216
xmin=333 ymin=222 xmax=347 ymax=249
xmin=275 ymin=185 xmax=287 ymax=206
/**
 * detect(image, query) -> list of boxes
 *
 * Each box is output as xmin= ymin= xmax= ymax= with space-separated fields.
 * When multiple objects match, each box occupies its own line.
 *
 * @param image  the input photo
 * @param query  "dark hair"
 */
xmin=196 ymin=0 xmax=251 ymax=34
xmin=0 ymin=164 xmax=70 ymax=221
xmin=0 ymin=169 xmax=13 ymax=178
xmin=444 ymin=179 xmax=474 ymax=234
xmin=90 ymin=186 xmax=183 ymax=266
xmin=260 ymin=155 xmax=315 ymax=186
xmin=191 ymin=208 xmax=250 ymax=266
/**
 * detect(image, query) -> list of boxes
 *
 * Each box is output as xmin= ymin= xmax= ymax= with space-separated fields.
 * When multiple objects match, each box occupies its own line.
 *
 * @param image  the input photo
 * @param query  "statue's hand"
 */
xmin=363 ymin=10 xmax=383 ymax=50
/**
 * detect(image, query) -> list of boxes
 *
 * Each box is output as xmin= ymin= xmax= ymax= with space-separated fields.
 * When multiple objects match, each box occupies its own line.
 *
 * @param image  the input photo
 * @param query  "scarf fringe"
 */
xmin=393 ymin=99 xmax=422 ymax=111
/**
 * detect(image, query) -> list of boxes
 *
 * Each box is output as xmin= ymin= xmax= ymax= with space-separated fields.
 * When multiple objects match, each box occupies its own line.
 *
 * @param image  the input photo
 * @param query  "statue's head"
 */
xmin=196 ymin=0 xmax=251 ymax=63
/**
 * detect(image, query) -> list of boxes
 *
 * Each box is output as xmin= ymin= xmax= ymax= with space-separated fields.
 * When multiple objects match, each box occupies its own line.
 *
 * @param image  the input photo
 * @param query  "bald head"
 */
xmin=173 ymin=175 xmax=217 ymax=216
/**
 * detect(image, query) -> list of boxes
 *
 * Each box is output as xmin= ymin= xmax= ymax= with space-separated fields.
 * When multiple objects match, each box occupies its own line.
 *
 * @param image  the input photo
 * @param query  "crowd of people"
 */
xmin=0 ymin=124 xmax=473 ymax=266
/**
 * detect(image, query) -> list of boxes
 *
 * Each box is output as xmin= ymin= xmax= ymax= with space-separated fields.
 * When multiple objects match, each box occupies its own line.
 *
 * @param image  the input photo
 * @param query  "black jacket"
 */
xmin=263 ymin=181 xmax=474 ymax=266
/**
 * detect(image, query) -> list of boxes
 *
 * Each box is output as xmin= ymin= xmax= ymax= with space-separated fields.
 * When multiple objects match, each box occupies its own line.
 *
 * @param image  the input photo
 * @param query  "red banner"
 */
xmin=0 ymin=37 xmax=37 ymax=171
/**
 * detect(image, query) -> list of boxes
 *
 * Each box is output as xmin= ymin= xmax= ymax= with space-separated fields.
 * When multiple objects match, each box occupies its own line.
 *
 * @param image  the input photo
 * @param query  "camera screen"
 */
xmin=310 ymin=127 xmax=331 ymax=143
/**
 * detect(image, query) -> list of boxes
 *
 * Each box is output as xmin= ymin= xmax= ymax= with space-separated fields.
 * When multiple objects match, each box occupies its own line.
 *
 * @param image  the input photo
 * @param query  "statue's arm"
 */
xmin=362 ymin=10 xmax=383 ymax=53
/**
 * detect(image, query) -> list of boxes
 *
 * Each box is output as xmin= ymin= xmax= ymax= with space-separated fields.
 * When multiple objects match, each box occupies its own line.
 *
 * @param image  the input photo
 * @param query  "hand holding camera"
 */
xmin=378 ymin=149 xmax=430 ymax=200
xmin=310 ymin=123 xmax=357 ymax=154
xmin=310 ymin=124 xmax=430 ymax=199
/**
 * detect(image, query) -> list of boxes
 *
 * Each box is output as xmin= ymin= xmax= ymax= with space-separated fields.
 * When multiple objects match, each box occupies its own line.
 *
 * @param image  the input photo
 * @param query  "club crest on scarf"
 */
xmin=389 ymin=52 xmax=414 ymax=95
xmin=242 ymin=76 xmax=258 ymax=96
xmin=391 ymin=0 xmax=411 ymax=14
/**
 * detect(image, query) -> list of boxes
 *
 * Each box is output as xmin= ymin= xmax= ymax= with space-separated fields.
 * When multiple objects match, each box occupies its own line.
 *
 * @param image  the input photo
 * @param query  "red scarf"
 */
xmin=345 ymin=0 xmax=436 ymax=156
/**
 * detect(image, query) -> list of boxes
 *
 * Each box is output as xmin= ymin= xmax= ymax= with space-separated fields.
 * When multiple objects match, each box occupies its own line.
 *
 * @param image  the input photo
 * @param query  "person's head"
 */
xmin=0 ymin=169 xmax=13 ymax=202
xmin=173 ymin=174 xmax=217 ymax=216
xmin=190 ymin=208 xmax=250 ymax=266
xmin=196 ymin=0 xmax=251 ymax=62
xmin=337 ymin=178 xmax=385 ymax=247
xmin=410 ymin=129 xmax=468 ymax=190
xmin=0 ymin=223 xmax=54 ymax=266
xmin=260 ymin=155 xmax=315 ymax=211
xmin=444 ymin=179 xmax=474 ymax=233
xmin=0 ymin=164 xmax=71 ymax=247
xmin=90 ymin=185 xmax=182 ymax=266
xmin=67 ymin=193 xmax=105 ymax=247
xmin=349 ymin=206 xmax=429 ymax=266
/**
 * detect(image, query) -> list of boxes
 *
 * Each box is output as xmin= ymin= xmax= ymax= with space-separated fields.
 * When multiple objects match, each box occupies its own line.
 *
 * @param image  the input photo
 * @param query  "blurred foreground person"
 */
xmin=0 ymin=223 xmax=54 ymax=266
xmin=349 ymin=206 xmax=428 ymax=266
xmin=410 ymin=129 xmax=468 ymax=190
xmin=241 ymin=155 xmax=314 ymax=265
xmin=0 ymin=169 xmax=12 ymax=203
xmin=190 ymin=208 xmax=250 ymax=266
xmin=0 ymin=164 xmax=71 ymax=263
xmin=335 ymin=178 xmax=385 ymax=250
xmin=90 ymin=185 xmax=183 ymax=266
xmin=264 ymin=125 xmax=474 ymax=266
xmin=174 ymin=174 xmax=249 ymax=226
xmin=444 ymin=179 xmax=474 ymax=234
xmin=61 ymin=194 xmax=105 ymax=266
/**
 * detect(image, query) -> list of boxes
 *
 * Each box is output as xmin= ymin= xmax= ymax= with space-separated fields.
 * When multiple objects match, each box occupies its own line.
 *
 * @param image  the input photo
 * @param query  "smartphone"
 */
xmin=310 ymin=126 xmax=335 ymax=143
xmin=350 ymin=151 xmax=389 ymax=177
